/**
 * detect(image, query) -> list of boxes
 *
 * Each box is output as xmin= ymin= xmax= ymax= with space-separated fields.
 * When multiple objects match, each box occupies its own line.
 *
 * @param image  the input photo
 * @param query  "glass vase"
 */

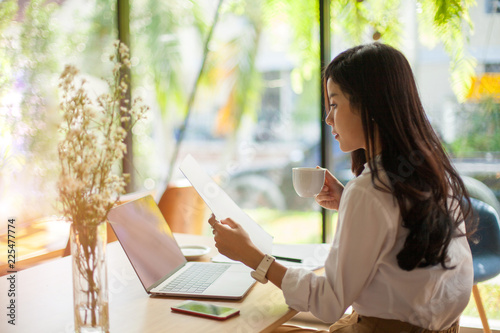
xmin=70 ymin=222 xmax=109 ymax=333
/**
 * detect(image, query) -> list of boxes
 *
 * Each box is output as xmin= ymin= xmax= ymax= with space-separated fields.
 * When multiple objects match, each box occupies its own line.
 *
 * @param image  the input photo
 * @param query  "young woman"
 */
xmin=209 ymin=43 xmax=474 ymax=333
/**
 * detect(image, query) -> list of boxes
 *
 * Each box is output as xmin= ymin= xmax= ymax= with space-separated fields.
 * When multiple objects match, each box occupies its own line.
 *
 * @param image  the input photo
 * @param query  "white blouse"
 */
xmin=281 ymin=163 xmax=473 ymax=330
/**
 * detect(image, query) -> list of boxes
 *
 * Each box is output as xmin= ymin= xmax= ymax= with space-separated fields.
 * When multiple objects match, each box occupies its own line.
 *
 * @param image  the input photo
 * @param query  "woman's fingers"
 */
xmin=212 ymin=218 xmax=237 ymax=232
xmin=324 ymin=168 xmax=337 ymax=185
xmin=312 ymin=167 xmax=344 ymax=210
xmin=210 ymin=217 xmax=252 ymax=263
xmin=209 ymin=214 xmax=238 ymax=229
xmin=220 ymin=218 xmax=237 ymax=228
xmin=208 ymin=214 xmax=219 ymax=227
xmin=212 ymin=218 xmax=240 ymax=240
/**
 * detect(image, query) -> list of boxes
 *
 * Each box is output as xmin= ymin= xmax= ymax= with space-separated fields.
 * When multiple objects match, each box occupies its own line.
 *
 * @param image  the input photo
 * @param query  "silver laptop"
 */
xmin=107 ymin=195 xmax=255 ymax=299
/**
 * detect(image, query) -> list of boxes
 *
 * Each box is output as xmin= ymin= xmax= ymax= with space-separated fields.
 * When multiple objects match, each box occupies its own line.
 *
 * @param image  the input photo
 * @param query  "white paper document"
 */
xmin=179 ymin=154 xmax=274 ymax=255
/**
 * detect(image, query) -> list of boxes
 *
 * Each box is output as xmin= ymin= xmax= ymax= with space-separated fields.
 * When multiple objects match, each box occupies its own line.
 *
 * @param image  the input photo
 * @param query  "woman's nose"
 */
xmin=325 ymin=111 xmax=333 ymax=126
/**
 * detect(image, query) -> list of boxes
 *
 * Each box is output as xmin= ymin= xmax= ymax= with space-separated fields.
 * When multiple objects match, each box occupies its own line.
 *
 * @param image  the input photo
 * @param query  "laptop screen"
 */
xmin=107 ymin=195 xmax=187 ymax=290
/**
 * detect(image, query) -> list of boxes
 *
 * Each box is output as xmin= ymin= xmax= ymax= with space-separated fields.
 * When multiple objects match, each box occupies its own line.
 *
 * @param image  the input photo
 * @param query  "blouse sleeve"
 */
xmin=281 ymin=182 xmax=398 ymax=323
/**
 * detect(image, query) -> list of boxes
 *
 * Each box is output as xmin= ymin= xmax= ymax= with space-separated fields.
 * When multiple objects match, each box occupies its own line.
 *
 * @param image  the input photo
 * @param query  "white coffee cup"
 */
xmin=292 ymin=167 xmax=326 ymax=197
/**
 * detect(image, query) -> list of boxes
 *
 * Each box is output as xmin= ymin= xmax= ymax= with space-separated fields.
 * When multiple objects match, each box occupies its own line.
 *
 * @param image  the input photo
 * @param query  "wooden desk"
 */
xmin=0 ymin=233 xmax=297 ymax=333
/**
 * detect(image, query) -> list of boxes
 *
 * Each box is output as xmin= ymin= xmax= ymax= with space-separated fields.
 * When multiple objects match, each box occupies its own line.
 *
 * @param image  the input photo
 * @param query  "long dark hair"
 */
xmin=324 ymin=43 xmax=474 ymax=271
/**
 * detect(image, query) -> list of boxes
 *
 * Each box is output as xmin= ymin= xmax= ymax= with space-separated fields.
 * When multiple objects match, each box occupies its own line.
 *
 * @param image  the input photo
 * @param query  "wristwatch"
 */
xmin=251 ymin=254 xmax=275 ymax=284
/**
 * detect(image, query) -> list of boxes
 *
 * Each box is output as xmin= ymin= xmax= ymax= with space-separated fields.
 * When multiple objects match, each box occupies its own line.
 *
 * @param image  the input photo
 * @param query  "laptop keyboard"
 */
xmin=161 ymin=264 xmax=230 ymax=294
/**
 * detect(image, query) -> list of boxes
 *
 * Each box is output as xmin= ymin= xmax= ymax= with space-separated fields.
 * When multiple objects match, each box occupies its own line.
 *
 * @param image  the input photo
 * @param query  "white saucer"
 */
xmin=180 ymin=245 xmax=211 ymax=260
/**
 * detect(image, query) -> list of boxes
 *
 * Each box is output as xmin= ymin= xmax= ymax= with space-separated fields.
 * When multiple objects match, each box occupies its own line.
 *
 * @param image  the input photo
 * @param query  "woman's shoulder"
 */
xmin=343 ymin=170 xmax=398 ymax=211
xmin=345 ymin=168 xmax=390 ymax=194
xmin=339 ymin=170 xmax=401 ymax=234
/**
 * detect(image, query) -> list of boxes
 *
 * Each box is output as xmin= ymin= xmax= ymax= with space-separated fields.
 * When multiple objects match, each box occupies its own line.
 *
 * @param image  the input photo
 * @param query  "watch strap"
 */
xmin=251 ymin=254 xmax=275 ymax=284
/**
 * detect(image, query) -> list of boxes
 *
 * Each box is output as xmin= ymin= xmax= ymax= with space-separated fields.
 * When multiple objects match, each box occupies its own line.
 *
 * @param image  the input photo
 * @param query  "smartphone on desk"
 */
xmin=171 ymin=300 xmax=240 ymax=320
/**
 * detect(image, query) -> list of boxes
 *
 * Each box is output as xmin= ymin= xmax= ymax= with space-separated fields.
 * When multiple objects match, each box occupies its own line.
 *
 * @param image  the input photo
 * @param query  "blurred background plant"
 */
xmin=0 ymin=0 xmax=61 ymax=220
xmin=452 ymin=96 xmax=500 ymax=153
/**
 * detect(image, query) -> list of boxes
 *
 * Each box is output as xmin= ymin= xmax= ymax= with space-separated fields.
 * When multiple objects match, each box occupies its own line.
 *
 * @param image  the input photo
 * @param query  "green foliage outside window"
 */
xmin=451 ymin=97 xmax=500 ymax=154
